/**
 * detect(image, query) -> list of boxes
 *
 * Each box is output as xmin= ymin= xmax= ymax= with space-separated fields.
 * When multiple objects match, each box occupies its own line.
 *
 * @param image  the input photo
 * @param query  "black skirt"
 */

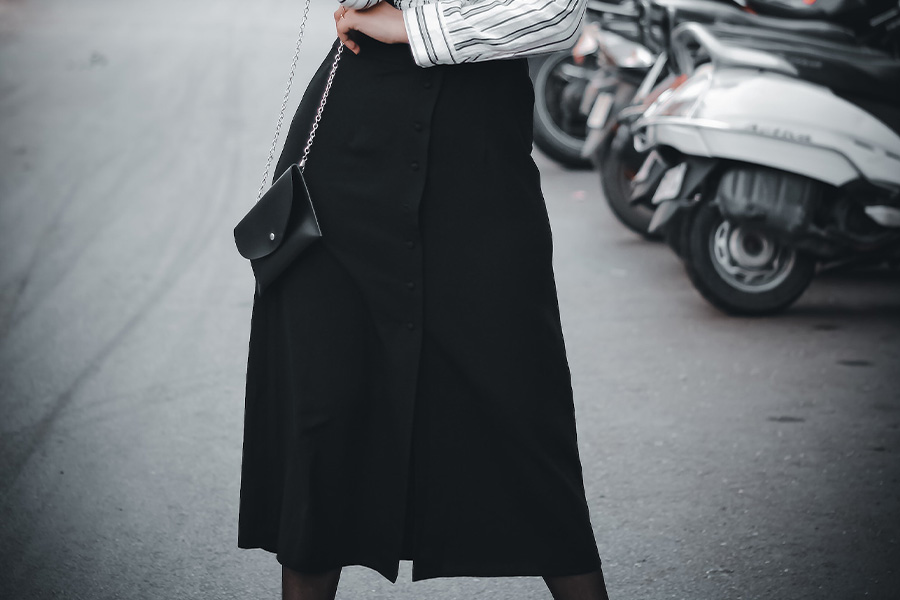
xmin=238 ymin=36 xmax=601 ymax=583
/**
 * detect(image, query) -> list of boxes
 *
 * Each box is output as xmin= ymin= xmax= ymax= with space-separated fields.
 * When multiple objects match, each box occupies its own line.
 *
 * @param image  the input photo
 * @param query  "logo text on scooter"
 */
xmin=744 ymin=124 xmax=812 ymax=145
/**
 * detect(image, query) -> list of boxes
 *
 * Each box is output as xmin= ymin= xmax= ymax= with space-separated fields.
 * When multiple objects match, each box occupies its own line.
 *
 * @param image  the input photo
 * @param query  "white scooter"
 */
xmin=581 ymin=0 xmax=859 ymax=237
xmin=631 ymin=22 xmax=900 ymax=315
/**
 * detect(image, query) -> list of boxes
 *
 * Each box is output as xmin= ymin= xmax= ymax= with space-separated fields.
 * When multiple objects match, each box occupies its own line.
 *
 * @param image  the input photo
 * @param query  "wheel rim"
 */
xmin=710 ymin=220 xmax=797 ymax=293
xmin=534 ymin=55 xmax=593 ymax=150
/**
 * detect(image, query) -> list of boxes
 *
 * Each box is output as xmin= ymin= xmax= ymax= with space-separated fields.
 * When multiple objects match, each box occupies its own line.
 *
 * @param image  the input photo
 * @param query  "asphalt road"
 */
xmin=1 ymin=1 xmax=899 ymax=599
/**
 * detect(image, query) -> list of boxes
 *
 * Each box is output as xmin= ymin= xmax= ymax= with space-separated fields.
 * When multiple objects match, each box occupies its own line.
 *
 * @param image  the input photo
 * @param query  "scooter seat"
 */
xmin=710 ymin=23 xmax=900 ymax=104
xmin=714 ymin=11 xmax=856 ymax=44
xmin=744 ymin=0 xmax=864 ymax=21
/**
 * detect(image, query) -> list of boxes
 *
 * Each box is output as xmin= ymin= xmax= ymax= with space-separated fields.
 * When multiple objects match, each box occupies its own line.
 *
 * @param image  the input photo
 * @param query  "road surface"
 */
xmin=1 ymin=1 xmax=898 ymax=598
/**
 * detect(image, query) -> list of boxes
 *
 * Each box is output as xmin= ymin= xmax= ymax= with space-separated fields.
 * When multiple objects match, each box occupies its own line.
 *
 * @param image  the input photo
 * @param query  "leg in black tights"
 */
xmin=544 ymin=569 xmax=610 ymax=600
xmin=282 ymin=566 xmax=341 ymax=600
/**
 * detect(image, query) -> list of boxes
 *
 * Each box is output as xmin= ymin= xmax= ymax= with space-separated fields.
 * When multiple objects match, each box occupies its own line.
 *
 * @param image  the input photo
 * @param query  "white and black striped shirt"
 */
xmin=337 ymin=0 xmax=587 ymax=67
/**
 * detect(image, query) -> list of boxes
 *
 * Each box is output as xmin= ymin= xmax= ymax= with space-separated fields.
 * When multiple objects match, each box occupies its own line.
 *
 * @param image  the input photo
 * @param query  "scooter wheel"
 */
xmin=599 ymin=127 xmax=659 ymax=240
xmin=682 ymin=202 xmax=816 ymax=316
xmin=529 ymin=53 xmax=592 ymax=169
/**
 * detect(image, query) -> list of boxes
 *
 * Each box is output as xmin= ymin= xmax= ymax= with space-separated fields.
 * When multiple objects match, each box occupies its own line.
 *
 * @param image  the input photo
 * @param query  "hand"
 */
xmin=335 ymin=3 xmax=409 ymax=55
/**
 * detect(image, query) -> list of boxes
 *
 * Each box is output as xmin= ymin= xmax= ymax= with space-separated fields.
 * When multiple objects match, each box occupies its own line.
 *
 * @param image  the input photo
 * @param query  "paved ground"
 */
xmin=1 ymin=1 xmax=899 ymax=599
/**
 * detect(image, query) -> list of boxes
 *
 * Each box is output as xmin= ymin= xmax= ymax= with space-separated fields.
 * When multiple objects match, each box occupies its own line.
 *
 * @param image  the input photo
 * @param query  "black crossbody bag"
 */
xmin=234 ymin=1 xmax=343 ymax=295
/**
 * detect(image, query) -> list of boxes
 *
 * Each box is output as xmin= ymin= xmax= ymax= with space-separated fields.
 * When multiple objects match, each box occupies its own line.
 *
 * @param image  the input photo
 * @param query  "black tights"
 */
xmin=281 ymin=566 xmax=610 ymax=600
xmin=544 ymin=570 xmax=610 ymax=600
xmin=282 ymin=567 xmax=341 ymax=600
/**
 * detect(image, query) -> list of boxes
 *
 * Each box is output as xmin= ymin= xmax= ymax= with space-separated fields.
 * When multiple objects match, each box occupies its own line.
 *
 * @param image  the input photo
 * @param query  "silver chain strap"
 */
xmin=256 ymin=1 xmax=344 ymax=202
xmin=300 ymin=44 xmax=344 ymax=169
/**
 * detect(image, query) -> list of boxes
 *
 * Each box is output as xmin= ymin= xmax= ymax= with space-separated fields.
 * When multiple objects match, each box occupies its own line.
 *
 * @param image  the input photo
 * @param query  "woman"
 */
xmin=238 ymin=1 xmax=610 ymax=598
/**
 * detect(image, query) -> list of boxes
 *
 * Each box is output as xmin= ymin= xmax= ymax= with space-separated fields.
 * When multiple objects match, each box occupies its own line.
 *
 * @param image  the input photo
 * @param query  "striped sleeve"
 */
xmin=337 ymin=0 xmax=382 ymax=9
xmin=403 ymin=0 xmax=587 ymax=68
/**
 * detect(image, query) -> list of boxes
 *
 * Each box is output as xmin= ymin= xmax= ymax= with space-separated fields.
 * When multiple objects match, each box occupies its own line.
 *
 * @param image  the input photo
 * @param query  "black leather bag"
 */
xmin=233 ymin=14 xmax=342 ymax=296
xmin=233 ymin=164 xmax=321 ymax=295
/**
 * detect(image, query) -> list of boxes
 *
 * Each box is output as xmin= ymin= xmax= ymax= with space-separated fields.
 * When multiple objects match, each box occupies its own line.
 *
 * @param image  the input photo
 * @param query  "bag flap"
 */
xmin=233 ymin=165 xmax=298 ymax=260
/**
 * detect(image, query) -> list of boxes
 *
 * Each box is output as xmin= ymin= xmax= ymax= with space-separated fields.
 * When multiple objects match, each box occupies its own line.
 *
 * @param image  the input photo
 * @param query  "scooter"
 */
xmin=529 ymin=0 xmax=644 ymax=168
xmin=632 ymin=22 xmax=900 ymax=314
xmin=576 ymin=19 xmax=662 ymax=236
xmin=584 ymin=0 xmax=859 ymax=237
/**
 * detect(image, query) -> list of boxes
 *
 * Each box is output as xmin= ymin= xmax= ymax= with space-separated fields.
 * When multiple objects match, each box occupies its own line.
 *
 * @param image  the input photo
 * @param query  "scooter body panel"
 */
xmin=636 ymin=67 xmax=900 ymax=190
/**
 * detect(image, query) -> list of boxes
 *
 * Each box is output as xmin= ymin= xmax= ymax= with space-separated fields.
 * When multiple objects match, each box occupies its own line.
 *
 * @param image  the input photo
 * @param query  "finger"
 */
xmin=335 ymin=11 xmax=350 ymax=43
xmin=334 ymin=6 xmax=350 ymax=25
xmin=335 ymin=18 xmax=350 ymax=44
xmin=335 ymin=17 xmax=360 ymax=54
xmin=339 ymin=16 xmax=361 ymax=54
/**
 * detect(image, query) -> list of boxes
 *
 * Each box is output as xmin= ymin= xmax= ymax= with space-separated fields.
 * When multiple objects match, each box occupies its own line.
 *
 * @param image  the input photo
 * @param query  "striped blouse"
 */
xmin=337 ymin=0 xmax=587 ymax=68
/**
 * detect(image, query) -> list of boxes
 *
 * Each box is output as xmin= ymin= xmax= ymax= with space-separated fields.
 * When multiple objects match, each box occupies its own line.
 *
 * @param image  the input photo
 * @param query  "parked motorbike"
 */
xmin=529 ymin=0 xmax=642 ymax=168
xmin=631 ymin=22 xmax=900 ymax=314
xmin=583 ymin=0 xmax=860 ymax=237
xmin=577 ymin=20 xmax=661 ymax=236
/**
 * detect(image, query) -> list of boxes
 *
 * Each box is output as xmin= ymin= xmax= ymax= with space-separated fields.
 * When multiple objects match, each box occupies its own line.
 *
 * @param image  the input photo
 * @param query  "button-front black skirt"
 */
xmin=238 ymin=36 xmax=601 ymax=583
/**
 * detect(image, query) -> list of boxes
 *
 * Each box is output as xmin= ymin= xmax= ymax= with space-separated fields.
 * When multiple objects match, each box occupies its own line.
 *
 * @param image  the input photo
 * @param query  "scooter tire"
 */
xmin=682 ymin=201 xmax=816 ymax=316
xmin=529 ymin=54 xmax=592 ymax=170
xmin=599 ymin=126 xmax=659 ymax=239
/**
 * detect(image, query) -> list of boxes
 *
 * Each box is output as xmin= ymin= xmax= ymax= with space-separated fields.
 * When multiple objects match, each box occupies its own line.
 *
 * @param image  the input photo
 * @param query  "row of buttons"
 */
xmin=406 ymin=227 xmax=417 ymax=330
xmin=403 ymin=79 xmax=432 ymax=334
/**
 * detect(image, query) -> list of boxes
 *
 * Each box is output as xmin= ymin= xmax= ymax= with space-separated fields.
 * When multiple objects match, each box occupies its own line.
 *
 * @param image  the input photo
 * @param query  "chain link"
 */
xmin=300 ymin=44 xmax=344 ymax=169
xmin=256 ymin=0 xmax=312 ymax=203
